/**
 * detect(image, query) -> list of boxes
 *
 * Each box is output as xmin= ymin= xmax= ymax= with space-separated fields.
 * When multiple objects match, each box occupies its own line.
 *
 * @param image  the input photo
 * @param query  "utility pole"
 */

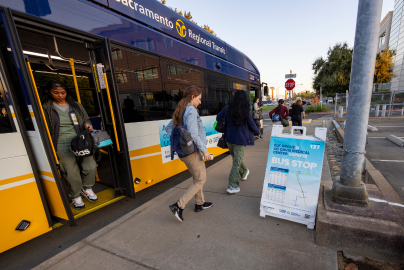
xmin=320 ymin=87 xmax=322 ymax=110
xmin=332 ymin=0 xmax=382 ymax=206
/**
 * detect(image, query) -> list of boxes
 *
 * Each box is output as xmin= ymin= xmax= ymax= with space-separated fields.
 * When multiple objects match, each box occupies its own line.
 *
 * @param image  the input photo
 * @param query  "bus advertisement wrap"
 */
xmin=260 ymin=134 xmax=325 ymax=228
xmin=106 ymin=0 xmax=226 ymax=57
xmin=158 ymin=116 xmax=222 ymax=164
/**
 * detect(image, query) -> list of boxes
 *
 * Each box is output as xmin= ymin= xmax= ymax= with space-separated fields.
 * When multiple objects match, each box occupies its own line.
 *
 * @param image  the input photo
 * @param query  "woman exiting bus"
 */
xmin=216 ymin=90 xmax=260 ymax=194
xmin=165 ymin=85 xmax=213 ymax=222
xmin=42 ymin=80 xmax=97 ymax=210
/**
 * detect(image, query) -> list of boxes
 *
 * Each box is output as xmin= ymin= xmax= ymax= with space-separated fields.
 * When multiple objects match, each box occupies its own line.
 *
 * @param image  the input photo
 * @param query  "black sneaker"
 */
xmin=195 ymin=202 xmax=213 ymax=212
xmin=169 ymin=203 xmax=183 ymax=222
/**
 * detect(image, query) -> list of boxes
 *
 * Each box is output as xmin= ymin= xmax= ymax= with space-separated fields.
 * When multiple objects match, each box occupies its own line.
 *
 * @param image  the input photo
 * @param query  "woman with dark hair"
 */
xmin=269 ymin=99 xmax=289 ymax=125
xmin=42 ymin=80 xmax=97 ymax=210
xmin=165 ymin=85 xmax=213 ymax=222
xmin=216 ymin=90 xmax=260 ymax=194
xmin=252 ymin=97 xmax=263 ymax=139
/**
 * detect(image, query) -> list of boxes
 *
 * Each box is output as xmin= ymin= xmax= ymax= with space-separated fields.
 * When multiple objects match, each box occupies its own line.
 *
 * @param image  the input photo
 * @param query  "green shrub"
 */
xmin=305 ymin=105 xmax=329 ymax=113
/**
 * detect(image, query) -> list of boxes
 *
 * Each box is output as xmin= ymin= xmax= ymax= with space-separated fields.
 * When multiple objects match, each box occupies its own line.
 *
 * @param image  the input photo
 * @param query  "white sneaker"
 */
xmin=226 ymin=185 xmax=240 ymax=194
xmin=241 ymin=169 xmax=250 ymax=181
xmin=81 ymin=188 xmax=98 ymax=202
xmin=72 ymin=196 xmax=85 ymax=209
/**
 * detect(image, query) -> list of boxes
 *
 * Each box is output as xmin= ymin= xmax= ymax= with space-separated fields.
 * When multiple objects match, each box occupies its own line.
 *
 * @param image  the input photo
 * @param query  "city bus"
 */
xmin=0 ymin=0 xmax=261 ymax=253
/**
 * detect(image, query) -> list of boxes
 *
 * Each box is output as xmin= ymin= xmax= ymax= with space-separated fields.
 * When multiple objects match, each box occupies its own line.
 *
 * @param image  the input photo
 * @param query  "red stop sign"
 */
xmin=285 ymin=79 xmax=295 ymax=90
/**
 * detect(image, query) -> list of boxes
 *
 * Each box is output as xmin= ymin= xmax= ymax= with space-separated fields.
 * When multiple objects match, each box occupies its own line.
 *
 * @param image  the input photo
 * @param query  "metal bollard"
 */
xmin=402 ymin=107 xmax=404 ymax=116
xmin=375 ymin=105 xmax=380 ymax=117
xmin=338 ymin=106 xmax=344 ymax=118
xmin=381 ymin=105 xmax=386 ymax=117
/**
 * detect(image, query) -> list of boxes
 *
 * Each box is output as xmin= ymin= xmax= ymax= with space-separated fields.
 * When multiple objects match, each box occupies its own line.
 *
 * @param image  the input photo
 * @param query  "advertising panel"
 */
xmin=260 ymin=126 xmax=326 ymax=229
xmin=157 ymin=116 xmax=222 ymax=164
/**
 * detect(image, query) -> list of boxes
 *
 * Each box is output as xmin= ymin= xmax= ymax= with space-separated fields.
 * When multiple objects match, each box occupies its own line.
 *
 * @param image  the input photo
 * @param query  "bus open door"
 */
xmin=1 ymin=9 xmax=134 ymax=230
xmin=0 ymin=8 xmax=53 ymax=252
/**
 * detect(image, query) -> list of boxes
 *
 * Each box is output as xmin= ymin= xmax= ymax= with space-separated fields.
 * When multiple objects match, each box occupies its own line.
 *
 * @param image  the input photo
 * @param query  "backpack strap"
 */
xmin=180 ymin=105 xmax=192 ymax=125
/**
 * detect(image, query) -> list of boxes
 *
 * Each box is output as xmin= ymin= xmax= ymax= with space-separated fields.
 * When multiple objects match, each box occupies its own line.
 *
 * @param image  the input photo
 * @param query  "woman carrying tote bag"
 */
xmin=252 ymin=97 xmax=263 ymax=139
xmin=216 ymin=90 xmax=260 ymax=194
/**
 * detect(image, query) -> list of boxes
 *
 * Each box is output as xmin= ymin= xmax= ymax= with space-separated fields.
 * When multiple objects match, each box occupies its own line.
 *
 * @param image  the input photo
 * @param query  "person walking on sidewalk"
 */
xmin=252 ymin=97 xmax=263 ymax=139
xmin=290 ymin=98 xmax=305 ymax=134
xmin=42 ymin=80 xmax=97 ymax=210
xmin=216 ymin=90 xmax=260 ymax=194
xmin=166 ymin=85 xmax=213 ymax=222
xmin=269 ymin=99 xmax=289 ymax=125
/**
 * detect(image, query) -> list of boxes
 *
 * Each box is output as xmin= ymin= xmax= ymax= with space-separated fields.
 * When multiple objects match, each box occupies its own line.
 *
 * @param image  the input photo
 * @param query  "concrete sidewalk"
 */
xmin=34 ymin=123 xmax=337 ymax=270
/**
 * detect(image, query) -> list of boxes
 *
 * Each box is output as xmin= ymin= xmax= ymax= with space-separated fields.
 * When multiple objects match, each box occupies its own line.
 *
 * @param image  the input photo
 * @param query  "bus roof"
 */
xmin=1 ymin=0 xmax=260 ymax=84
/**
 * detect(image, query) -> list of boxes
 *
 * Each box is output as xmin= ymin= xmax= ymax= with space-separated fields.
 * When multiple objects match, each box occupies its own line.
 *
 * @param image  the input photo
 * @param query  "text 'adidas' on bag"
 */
xmin=71 ymin=128 xmax=94 ymax=157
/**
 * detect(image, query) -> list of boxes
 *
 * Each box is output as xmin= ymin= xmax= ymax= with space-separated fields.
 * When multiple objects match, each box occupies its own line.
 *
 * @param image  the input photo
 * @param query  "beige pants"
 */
xmin=178 ymin=150 xmax=206 ymax=209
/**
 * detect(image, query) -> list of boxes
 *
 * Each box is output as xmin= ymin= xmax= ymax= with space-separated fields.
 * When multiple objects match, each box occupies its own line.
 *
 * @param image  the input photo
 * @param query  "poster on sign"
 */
xmin=157 ymin=116 xmax=222 ymax=163
xmin=260 ymin=125 xmax=326 ymax=229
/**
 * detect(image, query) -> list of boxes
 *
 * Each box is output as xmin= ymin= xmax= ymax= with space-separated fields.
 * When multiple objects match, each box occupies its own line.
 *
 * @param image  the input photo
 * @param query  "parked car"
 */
xmin=328 ymin=98 xmax=333 ymax=103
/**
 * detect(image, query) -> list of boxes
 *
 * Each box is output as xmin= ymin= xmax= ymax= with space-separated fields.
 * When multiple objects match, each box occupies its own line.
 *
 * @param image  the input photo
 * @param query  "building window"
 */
xmin=111 ymin=49 xmax=122 ymax=60
xmin=116 ymin=72 xmax=127 ymax=83
xmin=135 ymin=67 xmax=158 ymax=81
xmin=167 ymin=64 xmax=194 ymax=75
xmin=379 ymin=32 xmax=386 ymax=48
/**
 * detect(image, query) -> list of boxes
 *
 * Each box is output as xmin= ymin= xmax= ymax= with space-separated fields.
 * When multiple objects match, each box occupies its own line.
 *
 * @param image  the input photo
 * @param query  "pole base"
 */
xmin=331 ymin=180 xmax=369 ymax=207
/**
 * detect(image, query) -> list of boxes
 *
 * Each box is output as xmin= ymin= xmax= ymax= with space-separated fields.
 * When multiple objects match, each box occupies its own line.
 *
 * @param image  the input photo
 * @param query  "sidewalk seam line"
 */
xmin=33 ymin=242 xmax=89 ymax=270
xmin=88 ymin=243 xmax=158 ymax=270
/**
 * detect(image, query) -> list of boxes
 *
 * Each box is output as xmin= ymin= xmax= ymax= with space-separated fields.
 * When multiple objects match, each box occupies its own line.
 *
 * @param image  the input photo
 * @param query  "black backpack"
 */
xmin=71 ymin=128 xmax=94 ymax=157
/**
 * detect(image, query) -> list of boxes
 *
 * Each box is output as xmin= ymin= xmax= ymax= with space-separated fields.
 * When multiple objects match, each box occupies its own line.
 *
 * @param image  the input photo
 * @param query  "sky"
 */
xmin=164 ymin=0 xmax=395 ymax=98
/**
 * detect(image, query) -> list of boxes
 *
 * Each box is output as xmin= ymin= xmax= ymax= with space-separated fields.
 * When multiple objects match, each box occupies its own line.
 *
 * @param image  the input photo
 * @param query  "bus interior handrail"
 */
xmin=53 ymin=36 xmax=89 ymax=65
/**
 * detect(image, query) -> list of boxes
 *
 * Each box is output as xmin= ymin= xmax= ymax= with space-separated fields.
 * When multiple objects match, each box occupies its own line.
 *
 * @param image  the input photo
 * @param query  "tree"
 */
xmin=312 ymin=42 xmax=353 ymax=97
xmin=374 ymin=47 xmax=396 ymax=85
xmin=159 ymin=1 xmax=218 ymax=36
xmin=295 ymin=91 xmax=316 ymax=100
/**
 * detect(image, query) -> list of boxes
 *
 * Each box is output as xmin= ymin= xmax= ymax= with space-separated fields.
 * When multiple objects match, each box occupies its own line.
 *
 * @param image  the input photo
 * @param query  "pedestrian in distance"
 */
xmin=42 ymin=80 xmax=97 ymax=210
xmin=216 ymin=90 xmax=260 ymax=194
xmin=252 ymin=97 xmax=263 ymax=139
xmin=290 ymin=98 xmax=305 ymax=134
xmin=269 ymin=99 xmax=289 ymax=125
xmin=166 ymin=85 xmax=213 ymax=222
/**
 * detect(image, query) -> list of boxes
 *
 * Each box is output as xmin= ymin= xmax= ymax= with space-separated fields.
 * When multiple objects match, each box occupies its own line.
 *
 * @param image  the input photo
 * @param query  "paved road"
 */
xmin=366 ymin=119 xmax=404 ymax=200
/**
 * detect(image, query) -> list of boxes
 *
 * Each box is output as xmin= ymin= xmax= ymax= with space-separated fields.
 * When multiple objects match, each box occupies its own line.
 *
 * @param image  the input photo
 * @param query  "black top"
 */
xmin=291 ymin=104 xmax=304 ymax=120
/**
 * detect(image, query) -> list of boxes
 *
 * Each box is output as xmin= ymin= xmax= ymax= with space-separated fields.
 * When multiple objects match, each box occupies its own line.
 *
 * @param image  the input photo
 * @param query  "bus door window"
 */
xmin=0 ymin=78 xmax=14 ymax=133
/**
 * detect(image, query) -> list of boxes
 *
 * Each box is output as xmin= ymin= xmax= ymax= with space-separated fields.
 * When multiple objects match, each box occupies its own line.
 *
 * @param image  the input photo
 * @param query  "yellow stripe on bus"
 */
xmin=39 ymin=171 xmax=54 ymax=178
xmin=30 ymin=112 xmax=35 ymax=117
xmin=11 ymin=113 xmax=16 ymax=118
xmin=0 ymin=173 xmax=35 ymax=186
xmin=129 ymin=144 xmax=161 ymax=158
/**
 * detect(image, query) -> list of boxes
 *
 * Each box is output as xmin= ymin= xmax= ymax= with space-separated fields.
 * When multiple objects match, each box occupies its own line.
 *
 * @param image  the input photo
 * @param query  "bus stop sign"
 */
xmin=285 ymin=79 xmax=295 ymax=90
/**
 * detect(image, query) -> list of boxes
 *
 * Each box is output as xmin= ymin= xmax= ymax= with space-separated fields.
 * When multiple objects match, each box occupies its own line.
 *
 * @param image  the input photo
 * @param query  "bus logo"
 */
xmin=176 ymin=19 xmax=187 ymax=37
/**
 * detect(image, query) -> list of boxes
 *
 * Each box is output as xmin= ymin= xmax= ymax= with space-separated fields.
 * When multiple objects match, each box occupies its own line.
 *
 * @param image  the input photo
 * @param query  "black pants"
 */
xmin=292 ymin=117 xmax=303 ymax=134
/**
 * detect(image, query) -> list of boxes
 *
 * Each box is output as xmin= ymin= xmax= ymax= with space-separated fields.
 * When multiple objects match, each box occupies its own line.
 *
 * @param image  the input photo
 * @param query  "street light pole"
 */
xmin=332 ymin=0 xmax=382 ymax=206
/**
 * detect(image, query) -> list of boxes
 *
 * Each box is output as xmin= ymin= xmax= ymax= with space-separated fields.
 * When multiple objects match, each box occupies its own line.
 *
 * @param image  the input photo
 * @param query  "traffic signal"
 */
xmin=264 ymin=86 xmax=268 ymax=95
xmin=306 ymin=91 xmax=308 ymax=94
